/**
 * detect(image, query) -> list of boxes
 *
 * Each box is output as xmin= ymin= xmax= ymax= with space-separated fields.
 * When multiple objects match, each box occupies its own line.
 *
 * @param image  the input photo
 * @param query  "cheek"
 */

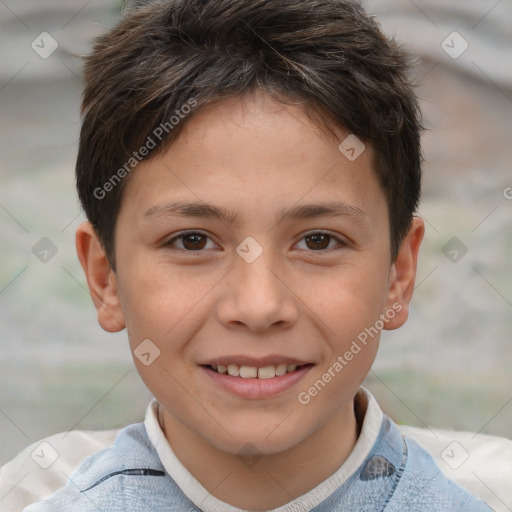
xmin=307 ymin=261 xmax=390 ymax=325
xmin=116 ymin=263 xmax=217 ymax=380
xmin=116 ymin=257 xmax=186 ymax=335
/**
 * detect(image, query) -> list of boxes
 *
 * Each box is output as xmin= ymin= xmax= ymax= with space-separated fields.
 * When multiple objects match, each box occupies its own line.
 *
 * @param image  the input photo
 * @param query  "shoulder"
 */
xmin=0 ymin=428 xmax=119 ymax=512
xmin=385 ymin=432 xmax=493 ymax=511
xmin=400 ymin=423 xmax=512 ymax=511
xmin=0 ymin=423 xmax=181 ymax=512
xmin=60 ymin=421 xmax=164 ymax=490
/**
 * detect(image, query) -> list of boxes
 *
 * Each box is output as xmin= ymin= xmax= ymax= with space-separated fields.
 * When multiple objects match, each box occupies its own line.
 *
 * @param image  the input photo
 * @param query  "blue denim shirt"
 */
xmin=22 ymin=414 xmax=492 ymax=512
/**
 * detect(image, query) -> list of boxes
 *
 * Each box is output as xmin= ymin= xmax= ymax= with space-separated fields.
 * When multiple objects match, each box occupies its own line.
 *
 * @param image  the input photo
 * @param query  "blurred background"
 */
xmin=0 ymin=0 xmax=511 ymax=467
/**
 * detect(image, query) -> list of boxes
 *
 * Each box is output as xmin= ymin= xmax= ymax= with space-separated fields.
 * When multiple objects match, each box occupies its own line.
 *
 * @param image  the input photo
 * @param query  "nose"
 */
xmin=215 ymin=248 xmax=299 ymax=332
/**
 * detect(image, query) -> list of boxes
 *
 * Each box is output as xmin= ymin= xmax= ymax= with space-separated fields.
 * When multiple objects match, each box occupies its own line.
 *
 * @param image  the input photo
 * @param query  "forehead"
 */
xmin=175 ymin=92 xmax=355 ymax=165
xmin=118 ymin=91 xmax=385 ymax=227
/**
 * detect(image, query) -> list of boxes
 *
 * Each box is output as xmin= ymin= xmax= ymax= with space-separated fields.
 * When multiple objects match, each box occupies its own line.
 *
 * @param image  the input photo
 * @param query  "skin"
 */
xmin=76 ymin=90 xmax=424 ymax=510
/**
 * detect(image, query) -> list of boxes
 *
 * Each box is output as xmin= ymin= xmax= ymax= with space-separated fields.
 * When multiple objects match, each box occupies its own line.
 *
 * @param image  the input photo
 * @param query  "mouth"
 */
xmin=199 ymin=360 xmax=315 ymax=399
xmin=202 ymin=363 xmax=313 ymax=379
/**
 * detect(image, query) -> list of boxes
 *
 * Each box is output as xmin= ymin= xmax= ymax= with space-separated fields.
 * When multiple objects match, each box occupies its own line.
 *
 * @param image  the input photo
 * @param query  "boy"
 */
xmin=2 ymin=0 xmax=498 ymax=510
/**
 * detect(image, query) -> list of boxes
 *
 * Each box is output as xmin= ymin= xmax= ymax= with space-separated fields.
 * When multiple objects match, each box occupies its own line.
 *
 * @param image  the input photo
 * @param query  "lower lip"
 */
xmin=200 ymin=364 xmax=314 ymax=399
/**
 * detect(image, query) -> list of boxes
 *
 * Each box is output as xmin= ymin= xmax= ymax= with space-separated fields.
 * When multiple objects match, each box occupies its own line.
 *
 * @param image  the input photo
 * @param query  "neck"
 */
xmin=161 ymin=400 xmax=359 ymax=510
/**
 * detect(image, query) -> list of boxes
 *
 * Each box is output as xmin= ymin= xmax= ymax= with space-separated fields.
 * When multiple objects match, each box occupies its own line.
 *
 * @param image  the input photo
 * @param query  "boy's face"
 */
xmin=77 ymin=91 xmax=423 ymax=456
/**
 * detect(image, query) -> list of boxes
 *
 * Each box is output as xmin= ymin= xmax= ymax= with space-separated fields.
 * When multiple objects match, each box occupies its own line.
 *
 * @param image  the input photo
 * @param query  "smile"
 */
xmin=205 ymin=363 xmax=310 ymax=379
xmin=200 ymin=363 xmax=314 ymax=399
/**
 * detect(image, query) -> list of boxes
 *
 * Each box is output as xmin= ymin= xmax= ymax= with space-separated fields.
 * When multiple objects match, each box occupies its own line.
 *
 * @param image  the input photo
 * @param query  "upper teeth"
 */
xmin=212 ymin=363 xmax=299 ymax=379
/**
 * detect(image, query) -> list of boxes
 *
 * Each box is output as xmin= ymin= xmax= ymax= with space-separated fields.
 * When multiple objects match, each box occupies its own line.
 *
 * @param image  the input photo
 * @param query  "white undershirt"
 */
xmin=144 ymin=387 xmax=384 ymax=512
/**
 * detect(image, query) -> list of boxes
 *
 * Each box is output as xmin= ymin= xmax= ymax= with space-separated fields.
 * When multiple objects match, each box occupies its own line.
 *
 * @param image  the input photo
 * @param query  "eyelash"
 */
xmin=165 ymin=230 xmax=346 ymax=254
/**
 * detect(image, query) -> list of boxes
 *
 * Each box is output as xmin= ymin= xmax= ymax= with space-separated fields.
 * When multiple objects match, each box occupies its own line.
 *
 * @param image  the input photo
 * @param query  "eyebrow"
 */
xmin=143 ymin=200 xmax=369 ymax=227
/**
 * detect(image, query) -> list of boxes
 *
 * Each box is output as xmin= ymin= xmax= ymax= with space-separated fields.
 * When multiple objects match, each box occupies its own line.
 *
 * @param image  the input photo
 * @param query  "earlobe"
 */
xmin=75 ymin=222 xmax=126 ymax=333
xmin=383 ymin=216 xmax=425 ymax=330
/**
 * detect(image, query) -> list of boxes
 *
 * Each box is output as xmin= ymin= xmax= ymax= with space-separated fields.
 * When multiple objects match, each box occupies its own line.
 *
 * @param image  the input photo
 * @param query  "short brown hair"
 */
xmin=76 ymin=0 xmax=422 ymax=268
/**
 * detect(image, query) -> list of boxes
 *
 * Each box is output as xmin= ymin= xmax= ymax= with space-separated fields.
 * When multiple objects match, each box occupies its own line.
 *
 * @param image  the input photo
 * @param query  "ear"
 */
xmin=383 ymin=216 xmax=425 ymax=330
xmin=75 ymin=221 xmax=125 ymax=333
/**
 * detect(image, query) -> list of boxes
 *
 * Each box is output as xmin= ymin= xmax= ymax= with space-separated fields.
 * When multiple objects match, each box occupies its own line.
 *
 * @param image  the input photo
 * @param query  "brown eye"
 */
xmin=181 ymin=233 xmax=207 ymax=250
xmin=167 ymin=232 xmax=214 ymax=251
xmin=305 ymin=233 xmax=331 ymax=250
xmin=295 ymin=232 xmax=345 ymax=252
